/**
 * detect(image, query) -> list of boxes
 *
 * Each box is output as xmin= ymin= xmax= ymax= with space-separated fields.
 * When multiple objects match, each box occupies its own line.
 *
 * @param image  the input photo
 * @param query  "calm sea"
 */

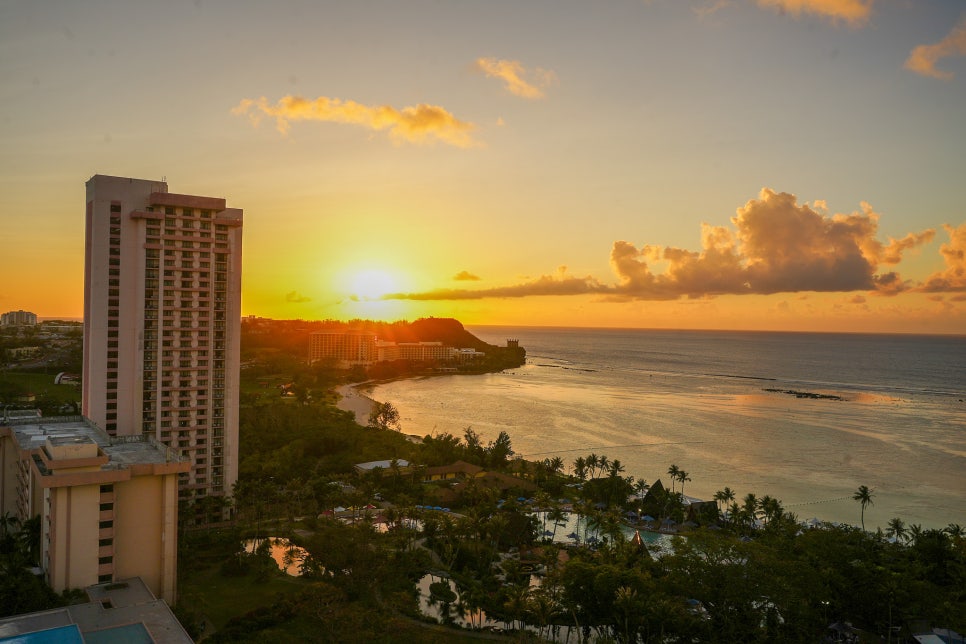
xmin=371 ymin=327 xmax=966 ymax=531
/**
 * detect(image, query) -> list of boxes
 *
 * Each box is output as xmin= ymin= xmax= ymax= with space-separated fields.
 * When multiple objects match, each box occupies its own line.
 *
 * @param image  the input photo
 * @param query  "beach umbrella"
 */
xmin=642 ymin=515 xmax=655 ymax=522
xmin=334 ymin=506 xmax=346 ymax=512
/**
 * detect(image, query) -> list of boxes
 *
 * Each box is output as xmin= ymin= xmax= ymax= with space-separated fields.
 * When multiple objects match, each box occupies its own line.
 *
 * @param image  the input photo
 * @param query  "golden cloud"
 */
xmin=232 ymin=95 xmax=478 ymax=147
xmin=609 ymin=189 xmax=934 ymax=299
xmin=384 ymin=189 xmax=949 ymax=303
xmin=920 ymin=223 xmax=966 ymax=292
xmin=756 ymin=0 xmax=873 ymax=25
xmin=905 ymin=17 xmax=966 ymax=80
xmin=453 ymin=271 xmax=481 ymax=281
xmin=474 ymin=57 xmax=557 ymax=99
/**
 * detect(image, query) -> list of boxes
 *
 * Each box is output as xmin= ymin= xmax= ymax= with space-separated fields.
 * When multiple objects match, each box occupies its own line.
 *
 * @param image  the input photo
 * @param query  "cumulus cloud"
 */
xmin=474 ymin=57 xmax=557 ymax=99
xmin=285 ymin=290 xmax=312 ymax=303
xmin=919 ymin=223 xmax=966 ymax=292
xmin=608 ymin=189 xmax=933 ymax=299
xmin=755 ymin=0 xmax=873 ymax=25
xmin=453 ymin=271 xmax=481 ymax=281
xmin=232 ymin=95 xmax=478 ymax=147
xmin=905 ymin=17 xmax=966 ymax=80
xmin=382 ymin=188 xmax=944 ymax=302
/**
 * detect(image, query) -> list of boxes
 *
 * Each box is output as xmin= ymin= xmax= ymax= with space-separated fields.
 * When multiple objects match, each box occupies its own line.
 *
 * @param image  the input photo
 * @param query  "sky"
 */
xmin=1 ymin=0 xmax=965 ymax=334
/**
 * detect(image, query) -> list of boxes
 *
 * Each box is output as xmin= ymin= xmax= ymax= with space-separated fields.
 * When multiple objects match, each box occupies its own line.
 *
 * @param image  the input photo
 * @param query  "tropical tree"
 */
xmin=597 ymin=455 xmax=611 ymax=480
xmin=742 ymin=493 xmax=760 ymax=530
xmin=714 ymin=487 xmax=736 ymax=514
xmin=633 ymin=479 xmax=649 ymax=504
xmin=886 ymin=517 xmax=907 ymax=544
xmin=367 ymin=401 xmax=400 ymax=431
xmin=853 ymin=485 xmax=875 ymax=532
xmin=573 ymin=456 xmax=588 ymax=481
xmin=547 ymin=455 xmax=564 ymax=475
xmin=667 ymin=464 xmax=681 ymax=494
xmin=676 ymin=469 xmax=691 ymax=497
xmin=488 ymin=431 xmax=514 ymax=467
xmin=909 ymin=523 xmax=924 ymax=545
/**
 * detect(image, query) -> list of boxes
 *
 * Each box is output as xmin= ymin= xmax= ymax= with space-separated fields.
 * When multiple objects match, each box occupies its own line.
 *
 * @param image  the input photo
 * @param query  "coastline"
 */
xmin=334 ymin=383 xmax=378 ymax=425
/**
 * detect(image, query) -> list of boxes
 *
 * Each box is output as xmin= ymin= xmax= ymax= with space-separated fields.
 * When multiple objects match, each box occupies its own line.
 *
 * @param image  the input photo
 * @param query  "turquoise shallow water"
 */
xmin=373 ymin=327 xmax=966 ymax=531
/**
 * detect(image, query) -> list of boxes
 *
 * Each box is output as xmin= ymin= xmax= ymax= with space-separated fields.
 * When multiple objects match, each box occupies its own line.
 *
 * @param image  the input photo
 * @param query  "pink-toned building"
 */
xmin=0 ymin=416 xmax=189 ymax=604
xmin=83 ymin=175 xmax=242 ymax=518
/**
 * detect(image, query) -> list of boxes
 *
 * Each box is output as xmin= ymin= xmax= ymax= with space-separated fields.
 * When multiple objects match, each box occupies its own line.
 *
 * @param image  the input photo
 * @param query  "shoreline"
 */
xmin=334 ymin=383 xmax=378 ymax=425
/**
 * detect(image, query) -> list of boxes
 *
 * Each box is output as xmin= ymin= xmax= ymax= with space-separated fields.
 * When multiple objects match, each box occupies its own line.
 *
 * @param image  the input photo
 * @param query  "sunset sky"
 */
xmin=1 ymin=0 xmax=965 ymax=334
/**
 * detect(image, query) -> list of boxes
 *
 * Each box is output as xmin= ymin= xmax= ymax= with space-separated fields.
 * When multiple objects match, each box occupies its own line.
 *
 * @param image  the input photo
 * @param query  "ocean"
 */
xmin=371 ymin=327 xmax=966 ymax=531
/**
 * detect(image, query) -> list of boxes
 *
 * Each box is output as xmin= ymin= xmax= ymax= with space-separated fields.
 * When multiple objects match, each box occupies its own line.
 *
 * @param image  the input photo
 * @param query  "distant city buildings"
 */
xmin=0 ymin=416 xmax=188 ymax=604
xmin=1 ymin=310 xmax=38 ymax=326
xmin=309 ymin=330 xmax=484 ymax=368
xmin=83 ymin=175 xmax=242 ymax=517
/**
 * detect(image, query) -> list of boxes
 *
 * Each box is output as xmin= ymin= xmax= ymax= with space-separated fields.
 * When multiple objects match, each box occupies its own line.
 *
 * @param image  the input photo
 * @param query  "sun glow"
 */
xmin=349 ymin=269 xmax=398 ymax=300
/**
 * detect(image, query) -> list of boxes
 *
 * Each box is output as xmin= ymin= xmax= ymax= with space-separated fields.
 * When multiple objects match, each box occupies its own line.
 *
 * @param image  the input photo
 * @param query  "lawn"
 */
xmin=0 ymin=371 xmax=81 ymax=408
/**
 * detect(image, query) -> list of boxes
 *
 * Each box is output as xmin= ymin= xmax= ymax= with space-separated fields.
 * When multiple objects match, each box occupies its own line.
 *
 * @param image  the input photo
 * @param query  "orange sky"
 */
xmin=1 ymin=1 xmax=964 ymax=334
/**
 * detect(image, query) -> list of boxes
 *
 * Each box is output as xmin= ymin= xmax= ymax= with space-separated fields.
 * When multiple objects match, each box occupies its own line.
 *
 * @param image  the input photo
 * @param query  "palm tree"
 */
xmin=633 ymin=479 xmax=649 ymax=504
xmin=713 ymin=487 xmax=735 ymax=515
xmin=586 ymin=453 xmax=599 ymax=479
xmin=886 ymin=517 xmax=907 ymax=544
xmin=853 ymin=485 xmax=875 ymax=532
xmin=676 ymin=469 xmax=691 ymax=497
xmin=759 ymin=495 xmax=783 ymax=526
xmin=667 ymin=464 xmax=681 ymax=494
xmin=944 ymin=523 xmax=964 ymax=541
xmin=597 ymin=455 xmax=611 ymax=480
xmin=742 ymin=493 xmax=759 ymax=529
xmin=572 ymin=456 xmax=588 ymax=481
xmin=548 ymin=456 xmax=564 ymax=476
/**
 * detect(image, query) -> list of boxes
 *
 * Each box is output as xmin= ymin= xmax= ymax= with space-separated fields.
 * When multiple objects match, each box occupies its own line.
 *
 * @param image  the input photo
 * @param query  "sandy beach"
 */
xmin=334 ymin=383 xmax=378 ymax=425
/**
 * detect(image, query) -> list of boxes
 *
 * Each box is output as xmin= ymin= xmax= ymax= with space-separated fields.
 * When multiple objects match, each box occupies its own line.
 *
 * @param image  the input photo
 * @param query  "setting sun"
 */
xmin=349 ymin=269 xmax=398 ymax=300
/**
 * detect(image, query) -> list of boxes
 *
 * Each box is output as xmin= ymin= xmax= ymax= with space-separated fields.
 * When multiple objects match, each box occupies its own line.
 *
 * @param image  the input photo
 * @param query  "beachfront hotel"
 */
xmin=310 ymin=330 xmax=485 ymax=368
xmin=83 ymin=175 xmax=242 ymax=517
xmin=0 ymin=416 xmax=189 ymax=604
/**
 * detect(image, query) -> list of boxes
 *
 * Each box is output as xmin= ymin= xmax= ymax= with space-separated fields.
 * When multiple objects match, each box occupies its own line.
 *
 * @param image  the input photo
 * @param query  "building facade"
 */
xmin=310 ymin=330 xmax=485 ymax=368
xmin=309 ymin=330 xmax=378 ymax=367
xmin=1 ymin=310 xmax=38 ymax=326
xmin=0 ymin=416 xmax=189 ymax=604
xmin=83 ymin=175 xmax=241 ymax=512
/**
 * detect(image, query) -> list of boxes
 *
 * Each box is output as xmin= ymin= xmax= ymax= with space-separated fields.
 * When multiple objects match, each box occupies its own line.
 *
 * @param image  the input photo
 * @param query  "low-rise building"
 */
xmin=0 ymin=576 xmax=192 ymax=643
xmin=0 ymin=416 xmax=189 ymax=604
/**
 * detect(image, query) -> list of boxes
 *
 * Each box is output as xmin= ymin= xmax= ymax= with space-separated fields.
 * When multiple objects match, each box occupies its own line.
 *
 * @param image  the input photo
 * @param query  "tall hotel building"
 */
xmin=83 ymin=175 xmax=241 ymax=514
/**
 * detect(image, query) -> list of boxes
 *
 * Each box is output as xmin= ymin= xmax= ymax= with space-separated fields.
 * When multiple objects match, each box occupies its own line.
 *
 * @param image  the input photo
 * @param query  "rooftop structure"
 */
xmin=0 ymin=577 xmax=192 ymax=643
xmin=0 ymin=416 xmax=188 ymax=604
